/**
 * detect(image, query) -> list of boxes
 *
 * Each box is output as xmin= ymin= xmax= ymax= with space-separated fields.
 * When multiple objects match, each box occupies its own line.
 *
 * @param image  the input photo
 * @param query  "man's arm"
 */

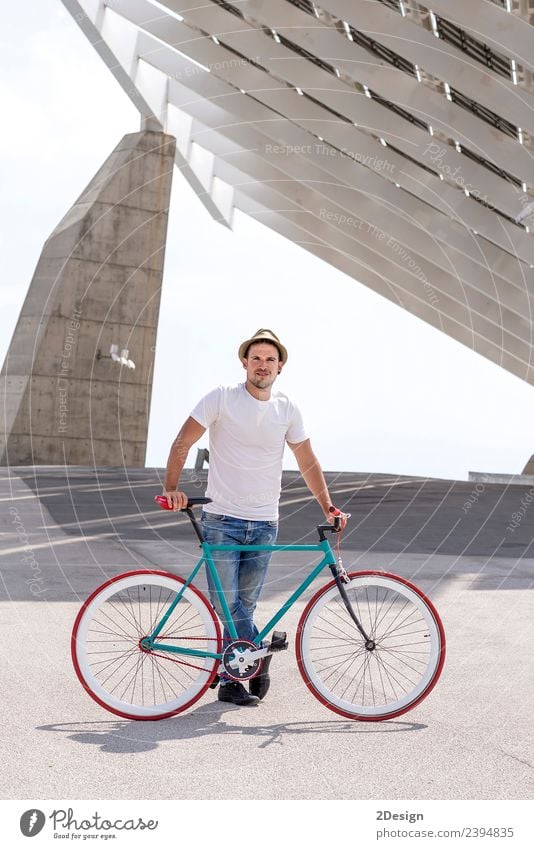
xmin=163 ymin=416 xmax=207 ymax=510
xmin=287 ymin=438 xmax=333 ymax=519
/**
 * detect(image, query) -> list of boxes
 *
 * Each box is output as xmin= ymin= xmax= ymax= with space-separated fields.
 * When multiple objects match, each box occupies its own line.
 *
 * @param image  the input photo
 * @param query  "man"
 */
xmin=163 ymin=329 xmax=345 ymax=706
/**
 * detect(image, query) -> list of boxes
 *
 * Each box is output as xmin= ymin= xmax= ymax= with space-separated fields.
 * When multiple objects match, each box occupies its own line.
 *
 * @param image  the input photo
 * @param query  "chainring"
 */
xmin=221 ymin=639 xmax=263 ymax=681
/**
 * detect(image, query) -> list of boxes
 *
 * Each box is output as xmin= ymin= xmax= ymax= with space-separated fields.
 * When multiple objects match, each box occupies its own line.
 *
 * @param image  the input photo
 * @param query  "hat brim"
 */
xmin=238 ymin=336 xmax=287 ymax=364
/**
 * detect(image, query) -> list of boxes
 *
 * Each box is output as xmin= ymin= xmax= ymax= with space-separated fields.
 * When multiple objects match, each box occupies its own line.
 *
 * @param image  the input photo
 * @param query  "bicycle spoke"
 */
xmin=91 ymin=607 xmax=139 ymax=641
xmin=338 ymin=653 xmax=369 ymax=701
xmin=107 ymin=595 xmax=144 ymax=637
xmin=316 ymin=616 xmax=358 ymax=639
xmin=314 ymin=646 xmax=367 ymax=674
xmin=377 ymin=604 xmax=420 ymax=643
xmin=371 ymin=650 xmax=403 ymax=701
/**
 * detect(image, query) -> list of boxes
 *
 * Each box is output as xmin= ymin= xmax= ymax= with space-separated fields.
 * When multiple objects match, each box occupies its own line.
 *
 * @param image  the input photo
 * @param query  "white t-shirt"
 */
xmin=189 ymin=382 xmax=308 ymax=521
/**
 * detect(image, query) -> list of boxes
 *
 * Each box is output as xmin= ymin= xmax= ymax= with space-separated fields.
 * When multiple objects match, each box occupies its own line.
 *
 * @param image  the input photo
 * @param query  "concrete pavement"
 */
xmin=1 ymin=466 xmax=533 ymax=799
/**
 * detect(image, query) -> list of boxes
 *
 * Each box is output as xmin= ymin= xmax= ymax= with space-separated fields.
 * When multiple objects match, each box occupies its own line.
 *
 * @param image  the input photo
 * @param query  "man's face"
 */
xmin=243 ymin=342 xmax=282 ymax=390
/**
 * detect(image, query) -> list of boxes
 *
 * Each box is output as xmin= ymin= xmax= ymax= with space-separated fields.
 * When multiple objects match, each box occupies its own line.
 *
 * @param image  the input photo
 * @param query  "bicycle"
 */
xmin=71 ymin=497 xmax=446 ymax=722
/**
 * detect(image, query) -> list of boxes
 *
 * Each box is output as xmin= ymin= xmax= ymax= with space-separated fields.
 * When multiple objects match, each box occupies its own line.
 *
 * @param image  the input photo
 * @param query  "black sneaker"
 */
xmin=249 ymin=653 xmax=272 ymax=700
xmin=218 ymin=681 xmax=260 ymax=706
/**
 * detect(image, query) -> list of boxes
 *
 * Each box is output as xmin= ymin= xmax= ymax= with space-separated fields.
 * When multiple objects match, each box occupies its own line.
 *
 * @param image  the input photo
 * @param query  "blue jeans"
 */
xmin=201 ymin=511 xmax=278 ymax=683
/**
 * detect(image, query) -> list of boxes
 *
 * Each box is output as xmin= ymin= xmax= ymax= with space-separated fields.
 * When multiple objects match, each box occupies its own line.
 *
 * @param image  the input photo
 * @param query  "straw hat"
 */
xmin=238 ymin=328 xmax=288 ymax=364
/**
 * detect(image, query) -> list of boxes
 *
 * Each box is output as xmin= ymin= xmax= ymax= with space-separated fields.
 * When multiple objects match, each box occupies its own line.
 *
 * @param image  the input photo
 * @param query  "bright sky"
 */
xmin=2 ymin=1 xmax=534 ymax=480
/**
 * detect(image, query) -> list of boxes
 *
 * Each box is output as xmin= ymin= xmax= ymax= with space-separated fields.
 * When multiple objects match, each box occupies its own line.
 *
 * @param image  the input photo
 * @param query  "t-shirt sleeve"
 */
xmin=286 ymin=401 xmax=308 ymax=444
xmin=189 ymin=386 xmax=222 ymax=429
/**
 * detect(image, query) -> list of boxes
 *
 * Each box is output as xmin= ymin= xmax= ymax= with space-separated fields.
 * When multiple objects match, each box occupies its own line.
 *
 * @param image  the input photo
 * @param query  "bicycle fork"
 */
xmin=329 ymin=563 xmax=376 ymax=652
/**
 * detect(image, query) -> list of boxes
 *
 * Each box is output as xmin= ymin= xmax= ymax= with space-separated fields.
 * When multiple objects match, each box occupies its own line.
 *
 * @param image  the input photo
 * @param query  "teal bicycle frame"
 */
xmin=141 ymin=537 xmax=338 ymax=662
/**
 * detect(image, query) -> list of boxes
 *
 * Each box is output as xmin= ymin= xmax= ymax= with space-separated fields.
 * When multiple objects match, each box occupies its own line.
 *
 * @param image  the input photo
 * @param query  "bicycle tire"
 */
xmin=296 ymin=571 xmax=445 ymax=721
xmin=72 ymin=570 xmax=222 ymax=720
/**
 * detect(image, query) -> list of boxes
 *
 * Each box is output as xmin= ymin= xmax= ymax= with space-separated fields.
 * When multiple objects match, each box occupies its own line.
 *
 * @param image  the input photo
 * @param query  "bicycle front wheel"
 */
xmin=296 ymin=571 xmax=445 ymax=721
xmin=72 ymin=570 xmax=222 ymax=720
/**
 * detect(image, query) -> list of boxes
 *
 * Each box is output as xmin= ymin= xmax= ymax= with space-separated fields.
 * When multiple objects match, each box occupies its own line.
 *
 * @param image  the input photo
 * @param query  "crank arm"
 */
xmin=233 ymin=646 xmax=269 ymax=664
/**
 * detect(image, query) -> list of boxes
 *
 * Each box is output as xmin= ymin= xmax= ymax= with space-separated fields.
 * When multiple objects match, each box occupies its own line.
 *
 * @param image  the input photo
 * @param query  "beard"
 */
xmin=249 ymin=372 xmax=276 ymax=389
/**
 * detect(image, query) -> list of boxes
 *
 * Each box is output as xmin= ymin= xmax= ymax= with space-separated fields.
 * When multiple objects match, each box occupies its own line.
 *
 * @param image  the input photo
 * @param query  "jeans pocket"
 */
xmin=202 ymin=511 xmax=225 ymax=522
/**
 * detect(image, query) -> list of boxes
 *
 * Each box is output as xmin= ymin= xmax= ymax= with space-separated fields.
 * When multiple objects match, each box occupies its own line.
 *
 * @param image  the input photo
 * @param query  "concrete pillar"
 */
xmin=0 ymin=130 xmax=176 ymax=466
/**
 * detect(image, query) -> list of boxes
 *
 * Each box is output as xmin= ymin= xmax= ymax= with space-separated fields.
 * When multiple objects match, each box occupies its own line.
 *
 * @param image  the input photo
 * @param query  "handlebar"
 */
xmin=154 ymin=495 xmax=212 ymax=511
xmin=316 ymin=507 xmax=351 ymax=540
xmin=154 ymin=495 xmax=211 ymax=544
xmin=155 ymin=496 xmax=349 ymax=543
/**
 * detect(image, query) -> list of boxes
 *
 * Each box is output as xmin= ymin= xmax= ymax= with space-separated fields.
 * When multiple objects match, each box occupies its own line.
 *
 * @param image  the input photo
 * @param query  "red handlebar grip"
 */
xmin=155 ymin=495 xmax=173 ymax=510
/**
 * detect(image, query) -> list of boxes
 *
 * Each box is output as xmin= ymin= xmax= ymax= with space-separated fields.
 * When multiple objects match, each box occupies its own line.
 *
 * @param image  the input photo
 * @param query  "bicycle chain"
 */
xmin=146 ymin=650 xmax=210 ymax=674
xmin=142 ymin=634 xmax=220 ymax=674
xmin=159 ymin=635 xmax=219 ymax=640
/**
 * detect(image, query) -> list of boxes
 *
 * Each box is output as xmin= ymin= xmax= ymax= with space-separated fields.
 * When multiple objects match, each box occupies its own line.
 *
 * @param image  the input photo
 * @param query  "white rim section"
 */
xmin=300 ymin=575 xmax=441 ymax=717
xmin=74 ymin=573 xmax=218 ymax=717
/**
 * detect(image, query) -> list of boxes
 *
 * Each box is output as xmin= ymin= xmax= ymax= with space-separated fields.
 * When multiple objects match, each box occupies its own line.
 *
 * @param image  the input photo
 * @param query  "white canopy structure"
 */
xmin=63 ymin=0 xmax=534 ymax=383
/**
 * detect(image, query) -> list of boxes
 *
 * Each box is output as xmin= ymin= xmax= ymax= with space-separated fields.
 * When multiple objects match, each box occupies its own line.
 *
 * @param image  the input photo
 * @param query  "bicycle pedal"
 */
xmin=209 ymin=674 xmax=220 ymax=689
xmin=269 ymin=631 xmax=288 ymax=652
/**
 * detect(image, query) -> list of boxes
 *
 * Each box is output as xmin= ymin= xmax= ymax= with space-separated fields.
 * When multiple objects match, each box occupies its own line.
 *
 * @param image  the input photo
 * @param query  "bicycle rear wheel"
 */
xmin=72 ymin=570 xmax=222 ymax=720
xmin=296 ymin=571 xmax=445 ymax=721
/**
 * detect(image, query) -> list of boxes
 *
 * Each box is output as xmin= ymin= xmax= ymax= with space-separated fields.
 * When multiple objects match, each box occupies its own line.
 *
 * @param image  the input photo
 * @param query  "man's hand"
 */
xmin=162 ymin=490 xmax=189 ymax=511
xmin=326 ymin=506 xmax=350 ymax=530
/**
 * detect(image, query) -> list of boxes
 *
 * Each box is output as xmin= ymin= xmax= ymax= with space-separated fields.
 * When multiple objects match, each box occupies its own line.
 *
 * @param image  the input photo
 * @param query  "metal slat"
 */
xmin=325 ymin=0 xmax=534 ymax=140
xmin=61 ymin=0 xmax=534 ymax=386
xmin=231 ymin=178 xmax=534 ymax=379
xmin=160 ymin=0 xmax=530 ymax=202
xmin=206 ymin=145 xmax=534 ymax=335
xmin=416 ymin=0 xmax=534 ymax=74
xmin=135 ymin=26 xmax=534 ymax=267
xmin=161 ymin=55 xmax=534 ymax=292
xmin=346 ymin=23 xmax=418 ymax=77
xmin=237 ymin=0 xmax=534 ymax=188
xmin=434 ymin=15 xmax=511 ymax=78
xmin=448 ymin=86 xmax=518 ymax=139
